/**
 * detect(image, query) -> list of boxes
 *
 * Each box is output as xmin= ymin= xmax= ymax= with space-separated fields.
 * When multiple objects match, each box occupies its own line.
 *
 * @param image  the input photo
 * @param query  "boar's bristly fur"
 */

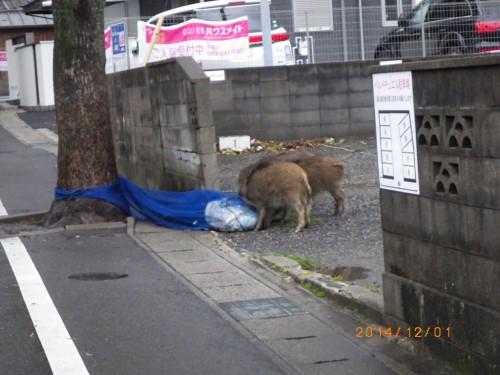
xmin=239 ymin=161 xmax=312 ymax=233
xmin=239 ymin=151 xmax=348 ymax=216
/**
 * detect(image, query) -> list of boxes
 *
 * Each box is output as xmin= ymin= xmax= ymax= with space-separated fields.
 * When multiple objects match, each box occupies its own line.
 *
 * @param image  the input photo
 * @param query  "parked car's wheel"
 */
xmin=374 ymin=45 xmax=398 ymax=59
xmin=444 ymin=43 xmax=464 ymax=55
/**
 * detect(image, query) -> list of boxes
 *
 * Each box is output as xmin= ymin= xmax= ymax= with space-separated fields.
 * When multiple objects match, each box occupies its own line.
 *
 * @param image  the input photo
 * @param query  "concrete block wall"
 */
xmin=373 ymin=55 xmax=500 ymax=374
xmin=211 ymin=60 xmax=375 ymax=141
xmin=107 ymin=57 xmax=220 ymax=191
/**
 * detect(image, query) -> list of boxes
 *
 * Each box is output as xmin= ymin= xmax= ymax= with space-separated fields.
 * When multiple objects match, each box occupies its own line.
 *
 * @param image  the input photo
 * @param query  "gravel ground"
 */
xmin=16 ymin=110 xmax=384 ymax=290
xmin=216 ymin=137 xmax=384 ymax=290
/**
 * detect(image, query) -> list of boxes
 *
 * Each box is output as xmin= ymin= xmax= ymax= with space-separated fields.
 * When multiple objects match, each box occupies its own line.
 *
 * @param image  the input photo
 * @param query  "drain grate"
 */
xmin=68 ymin=272 xmax=128 ymax=281
xmin=219 ymin=297 xmax=308 ymax=321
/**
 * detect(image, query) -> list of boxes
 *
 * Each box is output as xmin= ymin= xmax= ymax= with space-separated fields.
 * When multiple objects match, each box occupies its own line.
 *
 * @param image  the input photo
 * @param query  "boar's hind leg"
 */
xmin=294 ymin=206 xmax=309 ymax=233
xmin=290 ymin=198 xmax=310 ymax=233
xmin=331 ymin=185 xmax=348 ymax=216
xmin=254 ymin=206 xmax=267 ymax=231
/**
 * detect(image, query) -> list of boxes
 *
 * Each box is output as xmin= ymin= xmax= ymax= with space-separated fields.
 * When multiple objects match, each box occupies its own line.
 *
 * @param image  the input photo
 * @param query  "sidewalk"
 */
xmin=129 ymin=219 xmax=434 ymax=374
xmin=0 ymin=106 xmax=455 ymax=374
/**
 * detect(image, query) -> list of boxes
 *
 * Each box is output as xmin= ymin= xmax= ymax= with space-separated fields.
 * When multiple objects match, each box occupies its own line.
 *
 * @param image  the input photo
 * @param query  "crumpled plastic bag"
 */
xmin=205 ymin=196 xmax=258 ymax=231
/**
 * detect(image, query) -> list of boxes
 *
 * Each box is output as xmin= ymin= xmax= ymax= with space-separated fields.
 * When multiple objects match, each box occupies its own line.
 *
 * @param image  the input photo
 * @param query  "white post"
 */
xmin=260 ymin=0 xmax=273 ymax=66
xmin=358 ymin=0 xmax=365 ymax=60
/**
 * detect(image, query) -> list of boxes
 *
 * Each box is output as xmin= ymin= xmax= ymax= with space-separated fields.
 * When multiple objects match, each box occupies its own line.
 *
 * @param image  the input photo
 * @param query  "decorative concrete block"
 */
xmin=372 ymin=55 xmax=500 ymax=372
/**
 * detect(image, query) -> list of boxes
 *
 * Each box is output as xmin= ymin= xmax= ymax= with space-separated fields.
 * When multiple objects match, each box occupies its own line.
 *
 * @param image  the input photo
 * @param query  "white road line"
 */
xmin=0 ymin=237 xmax=89 ymax=375
xmin=0 ymin=198 xmax=7 ymax=216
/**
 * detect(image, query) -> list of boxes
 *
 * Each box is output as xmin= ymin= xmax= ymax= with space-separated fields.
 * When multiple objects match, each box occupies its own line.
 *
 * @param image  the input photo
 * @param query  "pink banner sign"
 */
xmin=139 ymin=17 xmax=249 ymax=62
xmin=104 ymin=28 xmax=111 ymax=50
xmin=104 ymin=27 xmax=113 ymax=69
xmin=0 ymin=51 xmax=7 ymax=71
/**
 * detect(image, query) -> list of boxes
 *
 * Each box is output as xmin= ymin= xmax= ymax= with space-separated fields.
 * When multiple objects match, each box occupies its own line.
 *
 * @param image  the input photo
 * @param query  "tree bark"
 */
xmin=45 ymin=0 xmax=126 ymax=227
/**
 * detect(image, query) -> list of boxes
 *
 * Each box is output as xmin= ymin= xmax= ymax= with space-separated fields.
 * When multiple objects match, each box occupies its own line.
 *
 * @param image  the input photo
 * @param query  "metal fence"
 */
xmin=104 ymin=1 xmax=500 ymax=73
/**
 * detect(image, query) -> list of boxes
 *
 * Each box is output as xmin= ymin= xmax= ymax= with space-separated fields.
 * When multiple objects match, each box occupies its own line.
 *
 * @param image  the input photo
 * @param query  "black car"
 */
xmin=374 ymin=0 xmax=500 ymax=59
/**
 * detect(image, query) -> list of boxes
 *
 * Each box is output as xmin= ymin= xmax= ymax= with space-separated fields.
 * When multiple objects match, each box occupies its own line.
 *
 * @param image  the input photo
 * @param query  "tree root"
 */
xmin=43 ymin=199 xmax=128 ymax=228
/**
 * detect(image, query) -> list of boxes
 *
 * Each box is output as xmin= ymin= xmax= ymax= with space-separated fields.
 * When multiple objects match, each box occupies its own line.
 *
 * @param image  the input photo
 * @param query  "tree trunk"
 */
xmin=45 ymin=0 xmax=126 ymax=227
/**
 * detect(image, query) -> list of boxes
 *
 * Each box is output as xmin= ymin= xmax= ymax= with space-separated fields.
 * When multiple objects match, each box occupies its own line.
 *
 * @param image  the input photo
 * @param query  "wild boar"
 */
xmin=283 ymin=152 xmax=348 ymax=216
xmin=240 ymin=151 xmax=348 ymax=216
xmin=239 ymin=161 xmax=312 ymax=233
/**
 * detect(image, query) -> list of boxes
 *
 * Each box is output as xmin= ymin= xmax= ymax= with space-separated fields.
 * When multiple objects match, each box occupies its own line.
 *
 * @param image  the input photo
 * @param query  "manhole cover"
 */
xmin=219 ymin=297 xmax=308 ymax=321
xmin=68 ymin=272 xmax=128 ymax=281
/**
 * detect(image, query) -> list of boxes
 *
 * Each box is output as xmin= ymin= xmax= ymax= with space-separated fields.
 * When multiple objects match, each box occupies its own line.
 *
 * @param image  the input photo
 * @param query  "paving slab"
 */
xmin=203 ymin=283 xmax=280 ymax=303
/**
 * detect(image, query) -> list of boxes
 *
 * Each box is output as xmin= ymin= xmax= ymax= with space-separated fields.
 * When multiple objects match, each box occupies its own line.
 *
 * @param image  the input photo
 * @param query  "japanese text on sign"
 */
xmin=373 ymin=71 xmax=420 ymax=195
xmin=374 ymin=76 xmax=412 ymax=103
xmin=138 ymin=17 xmax=249 ymax=63
xmin=111 ymin=23 xmax=126 ymax=55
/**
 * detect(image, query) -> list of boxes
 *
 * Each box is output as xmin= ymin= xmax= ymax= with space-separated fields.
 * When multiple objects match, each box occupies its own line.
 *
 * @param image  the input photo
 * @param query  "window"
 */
xmin=407 ymin=1 xmax=430 ymax=25
xmin=382 ymin=0 xmax=403 ymax=26
xmin=197 ymin=5 xmax=263 ymax=33
xmin=426 ymin=0 xmax=472 ymax=22
xmin=293 ymin=0 xmax=333 ymax=32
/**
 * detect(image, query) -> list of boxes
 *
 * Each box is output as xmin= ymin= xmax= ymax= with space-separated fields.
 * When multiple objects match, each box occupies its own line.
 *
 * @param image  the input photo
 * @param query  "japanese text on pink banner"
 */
xmin=140 ymin=17 xmax=250 ymax=61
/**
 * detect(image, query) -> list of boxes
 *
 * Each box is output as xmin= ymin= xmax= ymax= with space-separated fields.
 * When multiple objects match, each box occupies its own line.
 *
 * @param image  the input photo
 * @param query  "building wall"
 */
xmin=9 ymin=40 xmax=54 ymax=107
xmin=107 ymin=57 xmax=220 ymax=191
xmin=372 ymin=54 xmax=500 ymax=374
xmin=0 ymin=28 xmax=53 ymax=49
xmin=211 ymin=60 xmax=376 ymax=141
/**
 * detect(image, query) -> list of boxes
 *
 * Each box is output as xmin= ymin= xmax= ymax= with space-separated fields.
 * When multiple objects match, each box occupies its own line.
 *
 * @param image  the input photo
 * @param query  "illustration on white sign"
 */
xmin=373 ymin=71 xmax=419 ymax=194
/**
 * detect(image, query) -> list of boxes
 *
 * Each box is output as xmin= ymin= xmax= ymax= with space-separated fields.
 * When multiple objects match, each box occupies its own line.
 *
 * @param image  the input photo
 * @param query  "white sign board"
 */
xmin=373 ymin=71 xmax=420 ymax=194
xmin=205 ymin=70 xmax=226 ymax=82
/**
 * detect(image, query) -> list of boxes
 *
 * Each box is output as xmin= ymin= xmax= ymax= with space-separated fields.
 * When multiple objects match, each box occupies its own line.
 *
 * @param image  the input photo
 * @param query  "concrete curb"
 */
xmin=257 ymin=254 xmax=386 ymax=325
xmin=0 ymin=211 xmax=48 ymax=224
xmin=0 ymin=210 xmax=127 ymax=238
xmin=210 ymin=233 xmax=422 ymax=355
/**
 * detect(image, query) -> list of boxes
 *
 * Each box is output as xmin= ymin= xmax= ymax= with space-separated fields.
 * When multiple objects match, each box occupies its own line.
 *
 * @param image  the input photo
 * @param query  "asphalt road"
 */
xmin=0 ymin=125 xmax=56 ymax=214
xmin=1 ymin=229 xmax=288 ymax=375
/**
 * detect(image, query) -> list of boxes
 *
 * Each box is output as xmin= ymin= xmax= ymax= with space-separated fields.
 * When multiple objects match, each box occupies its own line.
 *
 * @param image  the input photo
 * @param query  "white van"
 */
xmin=137 ymin=0 xmax=294 ymax=70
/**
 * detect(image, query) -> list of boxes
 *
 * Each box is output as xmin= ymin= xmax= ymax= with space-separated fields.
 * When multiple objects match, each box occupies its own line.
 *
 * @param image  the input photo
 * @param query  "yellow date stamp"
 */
xmin=355 ymin=325 xmax=451 ymax=339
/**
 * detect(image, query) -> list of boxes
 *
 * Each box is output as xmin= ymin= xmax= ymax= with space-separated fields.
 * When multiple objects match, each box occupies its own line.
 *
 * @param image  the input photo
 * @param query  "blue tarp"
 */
xmin=55 ymin=182 xmax=131 ymax=215
xmin=54 ymin=176 xmax=258 ymax=232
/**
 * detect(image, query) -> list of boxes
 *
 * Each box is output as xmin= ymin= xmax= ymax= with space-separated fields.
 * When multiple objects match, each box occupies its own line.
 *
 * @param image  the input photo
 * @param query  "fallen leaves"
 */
xmin=218 ymin=137 xmax=345 ymax=155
